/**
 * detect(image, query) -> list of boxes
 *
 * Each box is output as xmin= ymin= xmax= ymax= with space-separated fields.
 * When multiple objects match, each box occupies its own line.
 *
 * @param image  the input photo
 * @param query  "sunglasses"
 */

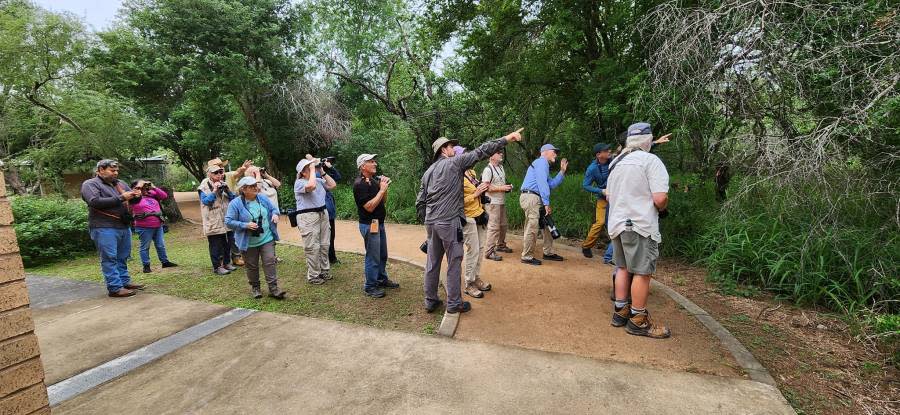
xmin=212 ymin=170 xmax=225 ymax=174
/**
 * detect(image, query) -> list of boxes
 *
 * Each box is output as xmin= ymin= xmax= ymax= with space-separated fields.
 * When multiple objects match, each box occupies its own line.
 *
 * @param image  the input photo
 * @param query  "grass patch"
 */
xmin=27 ymin=223 xmax=441 ymax=334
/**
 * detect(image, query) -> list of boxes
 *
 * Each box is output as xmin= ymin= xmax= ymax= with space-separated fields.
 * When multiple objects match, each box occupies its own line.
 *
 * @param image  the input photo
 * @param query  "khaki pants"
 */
xmin=519 ymin=193 xmax=554 ymax=260
xmin=462 ymin=217 xmax=486 ymax=285
xmin=484 ymin=203 xmax=508 ymax=256
xmin=582 ymin=199 xmax=609 ymax=249
xmin=298 ymin=210 xmax=330 ymax=280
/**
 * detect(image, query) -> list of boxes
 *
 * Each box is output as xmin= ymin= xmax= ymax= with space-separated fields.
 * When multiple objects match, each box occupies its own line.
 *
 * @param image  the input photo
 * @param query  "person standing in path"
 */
xmin=80 ymin=159 xmax=145 ymax=297
xmin=294 ymin=157 xmax=337 ymax=284
xmin=519 ymin=144 xmax=568 ymax=265
xmin=581 ymin=143 xmax=612 ymax=258
xmin=482 ymin=150 xmax=514 ymax=261
xmin=321 ymin=159 xmax=342 ymax=265
xmin=199 ymin=164 xmax=238 ymax=275
xmin=130 ymin=179 xmax=178 ymax=273
xmin=461 ymin=155 xmax=493 ymax=299
xmin=416 ymin=129 xmax=522 ymax=314
xmin=608 ymin=122 xmax=671 ymax=339
xmin=225 ymin=177 xmax=286 ymax=300
xmin=353 ymin=154 xmax=400 ymax=298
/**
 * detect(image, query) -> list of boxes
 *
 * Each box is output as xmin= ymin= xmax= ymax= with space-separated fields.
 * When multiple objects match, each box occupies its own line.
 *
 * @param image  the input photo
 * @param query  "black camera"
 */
xmin=259 ymin=167 xmax=266 ymax=175
xmin=323 ymin=156 xmax=336 ymax=164
xmin=544 ymin=214 xmax=561 ymax=239
xmin=142 ymin=182 xmax=152 ymax=190
xmin=250 ymin=216 xmax=263 ymax=237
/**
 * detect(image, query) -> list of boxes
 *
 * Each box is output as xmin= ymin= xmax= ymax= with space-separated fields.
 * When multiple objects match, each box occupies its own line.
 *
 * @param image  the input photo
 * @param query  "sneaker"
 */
xmin=320 ymin=272 xmax=333 ymax=281
xmin=474 ymin=278 xmax=491 ymax=292
xmin=464 ymin=284 xmax=484 ymax=298
xmin=378 ymin=279 xmax=400 ymax=289
xmin=364 ymin=287 xmax=386 ymax=298
xmin=496 ymin=246 xmax=514 ymax=253
xmin=275 ymin=256 xmax=284 ymax=264
xmin=161 ymin=262 xmax=178 ymax=268
xmin=446 ymin=301 xmax=472 ymax=314
xmin=307 ymin=277 xmax=326 ymax=285
xmin=485 ymin=253 xmax=503 ymax=261
xmin=224 ymin=264 xmax=238 ymax=271
xmin=521 ymin=258 xmax=542 ymax=266
xmin=251 ymin=287 xmax=263 ymax=299
xmin=214 ymin=267 xmax=231 ymax=276
xmin=582 ymin=248 xmax=594 ymax=258
xmin=611 ymin=307 xmax=631 ymax=327
xmin=269 ymin=289 xmax=286 ymax=300
xmin=542 ymin=253 xmax=564 ymax=261
xmin=625 ymin=312 xmax=671 ymax=339
xmin=143 ymin=264 xmax=152 ymax=273
xmin=425 ymin=299 xmax=444 ymax=313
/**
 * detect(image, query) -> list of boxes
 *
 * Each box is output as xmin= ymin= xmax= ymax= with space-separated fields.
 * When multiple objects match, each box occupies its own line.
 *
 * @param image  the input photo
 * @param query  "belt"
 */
xmin=521 ymin=189 xmax=540 ymax=196
xmin=296 ymin=206 xmax=326 ymax=214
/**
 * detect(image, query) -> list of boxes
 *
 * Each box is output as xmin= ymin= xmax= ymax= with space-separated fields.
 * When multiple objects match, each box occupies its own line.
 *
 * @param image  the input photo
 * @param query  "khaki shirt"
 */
xmin=198 ymin=178 xmax=231 ymax=236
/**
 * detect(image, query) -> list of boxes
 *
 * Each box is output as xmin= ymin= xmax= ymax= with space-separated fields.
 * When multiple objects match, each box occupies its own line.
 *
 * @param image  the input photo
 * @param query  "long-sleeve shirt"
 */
xmin=317 ymin=166 xmax=341 ymax=219
xmin=462 ymin=170 xmax=485 ymax=218
xmin=582 ymin=160 xmax=610 ymax=200
xmin=81 ymin=177 xmax=132 ymax=229
xmin=131 ymin=188 xmax=168 ymax=228
xmin=520 ymin=157 xmax=564 ymax=206
xmin=417 ymin=137 xmax=508 ymax=225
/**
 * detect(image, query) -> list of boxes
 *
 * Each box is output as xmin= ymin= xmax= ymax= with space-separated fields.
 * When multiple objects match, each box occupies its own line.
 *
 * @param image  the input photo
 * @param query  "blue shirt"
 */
xmin=294 ymin=178 xmax=328 ymax=211
xmin=317 ymin=167 xmax=341 ymax=219
xmin=520 ymin=157 xmax=564 ymax=205
xmin=582 ymin=159 xmax=610 ymax=200
xmin=245 ymin=200 xmax=274 ymax=247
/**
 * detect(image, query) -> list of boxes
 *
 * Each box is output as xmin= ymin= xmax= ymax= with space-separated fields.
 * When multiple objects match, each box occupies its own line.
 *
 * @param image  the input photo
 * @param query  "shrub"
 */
xmin=11 ymin=196 xmax=94 ymax=266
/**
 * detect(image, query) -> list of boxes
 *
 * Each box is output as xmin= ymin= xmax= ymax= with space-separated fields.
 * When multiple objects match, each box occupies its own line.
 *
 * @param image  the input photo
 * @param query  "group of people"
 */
xmin=81 ymin=121 xmax=672 ymax=339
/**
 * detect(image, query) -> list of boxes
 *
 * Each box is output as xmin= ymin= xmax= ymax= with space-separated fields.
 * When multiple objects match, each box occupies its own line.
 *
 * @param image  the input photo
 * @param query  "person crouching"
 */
xmin=225 ymin=176 xmax=286 ymax=299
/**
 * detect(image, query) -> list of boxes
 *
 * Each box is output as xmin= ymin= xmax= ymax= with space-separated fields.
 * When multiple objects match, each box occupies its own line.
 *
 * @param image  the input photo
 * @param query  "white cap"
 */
xmin=356 ymin=154 xmax=377 ymax=169
xmin=236 ymin=176 xmax=259 ymax=188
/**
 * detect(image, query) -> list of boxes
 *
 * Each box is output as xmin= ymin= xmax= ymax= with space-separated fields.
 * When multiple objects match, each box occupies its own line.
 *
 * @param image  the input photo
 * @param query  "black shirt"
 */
xmin=353 ymin=176 xmax=386 ymax=224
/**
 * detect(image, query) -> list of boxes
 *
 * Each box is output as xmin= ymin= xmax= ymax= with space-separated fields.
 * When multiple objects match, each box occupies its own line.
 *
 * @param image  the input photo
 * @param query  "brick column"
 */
xmin=0 ymin=170 xmax=50 ymax=414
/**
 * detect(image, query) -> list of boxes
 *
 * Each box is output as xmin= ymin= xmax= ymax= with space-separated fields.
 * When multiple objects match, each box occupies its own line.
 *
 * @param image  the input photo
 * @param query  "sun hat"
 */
xmin=431 ymin=137 xmax=459 ymax=157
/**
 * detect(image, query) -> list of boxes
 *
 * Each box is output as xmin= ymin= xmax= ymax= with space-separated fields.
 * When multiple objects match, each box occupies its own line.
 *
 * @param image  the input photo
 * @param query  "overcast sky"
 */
xmin=33 ymin=0 xmax=123 ymax=31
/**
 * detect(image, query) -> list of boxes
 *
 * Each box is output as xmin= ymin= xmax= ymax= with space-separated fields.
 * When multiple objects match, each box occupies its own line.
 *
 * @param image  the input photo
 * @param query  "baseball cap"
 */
xmin=207 ymin=157 xmax=228 ymax=167
xmin=356 ymin=154 xmax=377 ymax=169
xmin=296 ymin=158 xmax=316 ymax=173
xmin=431 ymin=137 xmax=459 ymax=157
xmin=627 ymin=122 xmax=653 ymax=137
xmin=236 ymin=176 xmax=259 ymax=188
xmin=207 ymin=165 xmax=225 ymax=174
xmin=592 ymin=143 xmax=611 ymax=154
xmin=540 ymin=144 xmax=560 ymax=153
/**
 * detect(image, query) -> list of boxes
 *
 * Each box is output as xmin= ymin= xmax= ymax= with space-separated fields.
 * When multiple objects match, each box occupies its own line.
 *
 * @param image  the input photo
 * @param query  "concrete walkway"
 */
xmin=29 ymin=277 xmax=793 ymax=414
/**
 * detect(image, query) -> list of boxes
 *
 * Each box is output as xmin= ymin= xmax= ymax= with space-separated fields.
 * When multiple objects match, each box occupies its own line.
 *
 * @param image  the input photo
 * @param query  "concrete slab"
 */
xmin=26 ymin=275 xmax=105 ymax=310
xmin=33 ymin=293 xmax=230 ymax=385
xmin=55 ymin=312 xmax=794 ymax=415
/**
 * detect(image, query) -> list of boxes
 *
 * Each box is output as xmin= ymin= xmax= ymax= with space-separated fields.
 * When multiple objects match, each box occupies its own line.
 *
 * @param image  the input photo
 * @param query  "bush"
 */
xmin=11 ymin=196 xmax=94 ymax=266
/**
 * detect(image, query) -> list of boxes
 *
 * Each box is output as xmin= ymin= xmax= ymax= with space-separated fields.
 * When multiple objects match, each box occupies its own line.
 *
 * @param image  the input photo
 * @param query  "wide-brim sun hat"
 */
xmin=296 ymin=158 xmax=315 ymax=173
xmin=431 ymin=137 xmax=459 ymax=157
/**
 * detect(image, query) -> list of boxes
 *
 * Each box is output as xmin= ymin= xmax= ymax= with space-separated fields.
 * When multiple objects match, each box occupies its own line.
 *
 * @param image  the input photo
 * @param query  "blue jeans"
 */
xmin=603 ymin=204 xmax=614 ymax=263
xmin=89 ymin=227 xmax=132 ymax=293
xmin=358 ymin=223 xmax=388 ymax=290
xmin=135 ymin=226 xmax=170 ymax=266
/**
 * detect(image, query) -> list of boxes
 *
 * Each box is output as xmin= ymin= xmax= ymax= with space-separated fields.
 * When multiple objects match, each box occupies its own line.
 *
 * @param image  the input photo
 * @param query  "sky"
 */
xmin=32 ymin=0 xmax=123 ymax=31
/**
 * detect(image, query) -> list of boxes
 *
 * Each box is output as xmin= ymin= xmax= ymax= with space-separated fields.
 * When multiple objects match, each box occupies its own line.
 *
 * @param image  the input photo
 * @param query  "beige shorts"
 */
xmin=611 ymin=230 xmax=659 ymax=276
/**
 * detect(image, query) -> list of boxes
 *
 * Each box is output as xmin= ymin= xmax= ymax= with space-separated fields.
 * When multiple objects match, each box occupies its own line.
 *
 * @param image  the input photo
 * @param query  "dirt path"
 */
xmin=175 ymin=192 xmax=742 ymax=378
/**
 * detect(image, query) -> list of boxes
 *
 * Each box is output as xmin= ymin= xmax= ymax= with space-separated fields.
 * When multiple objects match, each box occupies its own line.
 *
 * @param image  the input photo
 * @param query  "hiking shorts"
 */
xmin=611 ymin=230 xmax=659 ymax=276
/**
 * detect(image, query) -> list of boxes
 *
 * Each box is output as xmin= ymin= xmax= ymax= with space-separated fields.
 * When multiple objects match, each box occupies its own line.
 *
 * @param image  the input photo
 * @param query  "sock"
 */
xmin=614 ymin=300 xmax=628 ymax=310
xmin=630 ymin=307 xmax=647 ymax=316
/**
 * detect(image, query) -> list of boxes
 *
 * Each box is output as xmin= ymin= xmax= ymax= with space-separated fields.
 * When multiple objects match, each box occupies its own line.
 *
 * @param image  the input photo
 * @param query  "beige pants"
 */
xmin=298 ymin=210 xmax=330 ymax=280
xmin=484 ymin=203 xmax=508 ymax=256
xmin=520 ymin=193 xmax=554 ymax=260
xmin=462 ymin=217 xmax=486 ymax=285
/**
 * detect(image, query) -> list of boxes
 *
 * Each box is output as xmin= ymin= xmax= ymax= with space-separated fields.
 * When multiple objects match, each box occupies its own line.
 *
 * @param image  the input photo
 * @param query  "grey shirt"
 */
xmin=294 ymin=177 xmax=327 ymax=212
xmin=417 ymin=138 xmax=508 ymax=225
xmin=81 ymin=176 xmax=131 ymax=229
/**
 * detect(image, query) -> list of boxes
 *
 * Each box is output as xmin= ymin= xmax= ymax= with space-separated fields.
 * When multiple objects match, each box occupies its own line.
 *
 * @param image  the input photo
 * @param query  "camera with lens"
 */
xmin=323 ymin=156 xmax=337 ymax=164
xmin=544 ymin=214 xmax=561 ymax=239
xmin=250 ymin=216 xmax=263 ymax=237
xmin=142 ymin=182 xmax=152 ymax=190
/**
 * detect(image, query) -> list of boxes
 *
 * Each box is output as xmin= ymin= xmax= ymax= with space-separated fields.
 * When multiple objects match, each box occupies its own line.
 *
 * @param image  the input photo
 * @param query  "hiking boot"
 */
xmin=224 ymin=264 xmax=238 ymax=271
xmin=496 ymin=246 xmax=513 ymax=253
xmin=161 ymin=261 xmax=178 ymax=268
xmin=521 ymin=258 xmax=542 ymax=266
xmin=425 ymin=299 xmax=444 ymax=313
xmin=308 ymin=276 xmax=326 ymax=285
xmin=465 ymin=283 xmax=484 ymax=298
xmin=543 ymin=253 xmax=564 ymax=261
xmin=143 ymin=264 xmax=152 ymax=273
xmin=474 ymin=278 xmax=491 ymax=292
xmin=625 ymin=312 xmax=671 ymax=339
xmin=485 ymin=253 xmax=503 ymax=261
xmin=611 ymin=307 xmax=631 ymax=327
xmin=582 ymin=248 xmax=593 ymax=258
xmin=365 ymin=287 xmax=386 ymax=298
xmin=214 ymin=267 xmax=231 ymax=276
xmin=446 ymin=301 xmax=472 ymax=314
xmin=268 ymin=288 xmax=286 ymax=300
xmin=378 ymin=279 xmax=400 ymax=289
xmin=320 ymin=272 xmax=333 ymax=281
xmin=232 ymin=256 xmax=245 ymax=266
xmin=251 ymin=287 xmax=263 ymax=299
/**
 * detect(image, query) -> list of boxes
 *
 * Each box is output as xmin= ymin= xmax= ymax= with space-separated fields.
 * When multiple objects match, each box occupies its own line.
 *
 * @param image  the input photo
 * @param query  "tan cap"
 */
xmin=431 ymin=137 xmax=458 ymax=157
xmin=207 ymin=157 xmax=228 ymax=168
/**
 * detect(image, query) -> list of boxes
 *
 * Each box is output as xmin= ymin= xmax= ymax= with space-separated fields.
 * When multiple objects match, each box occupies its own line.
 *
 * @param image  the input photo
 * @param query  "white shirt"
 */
xmin=259 ymin=179 xmax=279 ymax=211
xmin=607 ymin=151 xmax=669 ymax=242
xmin=481 ymin=163 xmax=507 ymax=205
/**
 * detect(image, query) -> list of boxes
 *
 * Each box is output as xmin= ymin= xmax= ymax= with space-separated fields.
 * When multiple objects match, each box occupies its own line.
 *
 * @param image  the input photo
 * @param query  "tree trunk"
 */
xmin=159 ymin=186 xmax=184 ymax=223
xmin=234 ymin=94 xmax=281 ymax=179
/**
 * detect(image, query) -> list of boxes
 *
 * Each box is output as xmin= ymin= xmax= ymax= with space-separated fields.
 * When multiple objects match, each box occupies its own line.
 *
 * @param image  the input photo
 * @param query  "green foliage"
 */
xmin=10 ymin=197 xmax=93 ymax=266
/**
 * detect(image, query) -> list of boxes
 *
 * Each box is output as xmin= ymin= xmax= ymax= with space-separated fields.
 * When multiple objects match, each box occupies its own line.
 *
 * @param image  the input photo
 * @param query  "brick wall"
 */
xmin=0 ymin=171 xmax=50 ymax=414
